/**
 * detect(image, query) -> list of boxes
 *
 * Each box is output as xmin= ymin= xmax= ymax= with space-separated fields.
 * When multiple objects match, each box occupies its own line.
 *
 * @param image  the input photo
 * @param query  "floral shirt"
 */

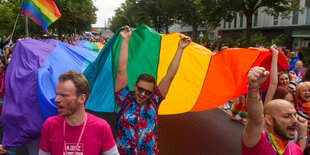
xmin=115 ymin=86 xmax=163 ymax=155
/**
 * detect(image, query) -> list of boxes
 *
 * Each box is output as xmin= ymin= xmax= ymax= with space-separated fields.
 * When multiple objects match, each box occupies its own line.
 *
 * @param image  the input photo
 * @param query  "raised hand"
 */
xmin=120 ymin=26 xmax=132 ymax=41
xmin=178 ymin=35 xmax=191 ymax=49
xmin=248 ymin=67 xmax=269 ymax=89
xmin=270 ymin=44 xmax=278 ymax=54
xmin=289 ymin=71 xmax=297 ymax=82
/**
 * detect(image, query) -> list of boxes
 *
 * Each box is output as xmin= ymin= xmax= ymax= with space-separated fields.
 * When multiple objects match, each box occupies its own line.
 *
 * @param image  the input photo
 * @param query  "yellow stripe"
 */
xmin=95 ymin=42 xmax=104 ymax=53
xmin=33 ymin=0 xmax=58 ymax=22
xmin=157 ymin=33 xmax=212 ymax=115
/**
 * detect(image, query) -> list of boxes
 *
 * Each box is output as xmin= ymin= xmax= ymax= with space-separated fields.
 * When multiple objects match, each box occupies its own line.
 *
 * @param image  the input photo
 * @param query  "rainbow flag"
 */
xmin=84 ymin=24 xmax=289 ymax=114
xmin=92 ymin=29 xmax=100 ymax=35
xmin=19 ymin=0 xmax=61 ymax=33
xmin=75 ymin=40 xmax=104 ymax=56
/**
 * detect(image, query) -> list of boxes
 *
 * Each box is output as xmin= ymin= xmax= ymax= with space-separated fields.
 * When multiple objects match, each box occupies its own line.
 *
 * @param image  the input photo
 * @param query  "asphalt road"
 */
xmin=4 ymin=107 xmax=244 ymax=155
xmin=158 ymin=108 xmax=244 ymax=155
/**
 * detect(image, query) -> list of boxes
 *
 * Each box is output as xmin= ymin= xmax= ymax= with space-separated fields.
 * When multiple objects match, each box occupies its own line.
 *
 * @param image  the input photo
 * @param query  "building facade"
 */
xmin=213 ymin=0 xmax=310 ymax=50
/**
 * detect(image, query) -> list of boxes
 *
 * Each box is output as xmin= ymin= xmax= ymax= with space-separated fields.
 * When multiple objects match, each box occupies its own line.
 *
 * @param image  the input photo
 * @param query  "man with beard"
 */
xmin=114 ymin=26 xmax=191 ymax=154
xmin=243 ymin=66 xmax=308 ymax=154
xmin=39 ymin=70 xmax=119 ymax=155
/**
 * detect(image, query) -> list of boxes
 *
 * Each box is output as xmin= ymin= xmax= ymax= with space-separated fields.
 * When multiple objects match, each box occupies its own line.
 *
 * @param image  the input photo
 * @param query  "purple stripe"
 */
xmin=20 ymin=8 xmax=42 ymax=27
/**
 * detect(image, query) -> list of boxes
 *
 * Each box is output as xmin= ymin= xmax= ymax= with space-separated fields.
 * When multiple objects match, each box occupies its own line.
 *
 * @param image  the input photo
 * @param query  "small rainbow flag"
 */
xmin=92 ymin=29 xmax=100 ymax=35
xmin=19 ymin=0 xmax=61 ymax=33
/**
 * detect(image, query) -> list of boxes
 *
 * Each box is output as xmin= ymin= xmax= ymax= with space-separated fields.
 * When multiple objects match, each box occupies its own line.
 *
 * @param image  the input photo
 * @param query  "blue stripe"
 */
xmin=21 ymin=3 xmax=48 ymax=30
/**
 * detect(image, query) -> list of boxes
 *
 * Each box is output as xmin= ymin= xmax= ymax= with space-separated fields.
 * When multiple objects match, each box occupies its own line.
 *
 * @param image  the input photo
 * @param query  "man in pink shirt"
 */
xmin=243 ymin=66 xmax=307 ymax=154
xmin=39 ymin=70 xmax=119 ymax=155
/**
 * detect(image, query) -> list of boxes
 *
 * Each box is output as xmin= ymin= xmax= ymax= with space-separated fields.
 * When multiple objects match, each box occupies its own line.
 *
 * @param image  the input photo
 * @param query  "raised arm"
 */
xmin=114 ymin=26 xmax=132 ymax=92
xmin=264 ymin=45 xmax=279 ymax=104
xmin=158 ymin=35 xmax=191 ymax=97
xmin=243 ymin=67 xmax=269 ymax=148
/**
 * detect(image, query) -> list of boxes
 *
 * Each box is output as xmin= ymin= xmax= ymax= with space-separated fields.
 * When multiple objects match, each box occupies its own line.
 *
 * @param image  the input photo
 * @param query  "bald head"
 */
xmin=264 ymin=99 xmax=295 ymax=117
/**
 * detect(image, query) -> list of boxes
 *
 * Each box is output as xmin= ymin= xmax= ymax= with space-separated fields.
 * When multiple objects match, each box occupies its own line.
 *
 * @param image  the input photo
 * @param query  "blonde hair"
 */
xmin=296 ymin=82 xmax=310 ymax=100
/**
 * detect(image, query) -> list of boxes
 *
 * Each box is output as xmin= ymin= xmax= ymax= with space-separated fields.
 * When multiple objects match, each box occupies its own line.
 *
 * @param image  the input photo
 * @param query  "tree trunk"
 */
xmin=192 ymin=17 xmax=197 ymax=42
xmin=245 ymin=14 xmax=252 ymax=47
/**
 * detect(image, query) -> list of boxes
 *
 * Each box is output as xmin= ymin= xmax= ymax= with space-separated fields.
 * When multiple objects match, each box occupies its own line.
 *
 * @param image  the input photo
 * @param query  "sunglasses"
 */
xmin=136 ymin=84 xmax=153 ymax=96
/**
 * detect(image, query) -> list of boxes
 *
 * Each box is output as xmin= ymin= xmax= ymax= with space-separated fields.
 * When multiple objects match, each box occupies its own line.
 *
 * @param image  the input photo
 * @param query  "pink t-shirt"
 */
xmin=39 ymin=112 xmax=116 ymax=155
xmin=242 ymin=132 xmax=302 ymax=155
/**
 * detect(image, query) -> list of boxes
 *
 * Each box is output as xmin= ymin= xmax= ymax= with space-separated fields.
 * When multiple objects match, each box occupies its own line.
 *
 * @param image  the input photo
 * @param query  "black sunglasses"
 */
xmin=136 ymin=84 xmax=153 ymax=96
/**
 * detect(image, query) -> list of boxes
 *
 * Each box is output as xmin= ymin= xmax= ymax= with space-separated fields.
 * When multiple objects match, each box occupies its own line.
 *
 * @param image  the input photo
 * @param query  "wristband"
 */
xmin=247 ymin=85 xmax=259 ymax=91
xmin=299 ymin=136 xmax=307 ymax=140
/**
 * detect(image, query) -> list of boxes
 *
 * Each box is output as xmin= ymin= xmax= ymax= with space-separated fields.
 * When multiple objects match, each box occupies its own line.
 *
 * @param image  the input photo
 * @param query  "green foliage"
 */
xmin=236 ymin=32 xmax=270 ymax=47
xmin=272 ymin=34 xmax=287 ymax=46
xmin=205 ymin=0 xmax=301 ymax=47
xmin=0 ymin=0 xmax=97 ymax=40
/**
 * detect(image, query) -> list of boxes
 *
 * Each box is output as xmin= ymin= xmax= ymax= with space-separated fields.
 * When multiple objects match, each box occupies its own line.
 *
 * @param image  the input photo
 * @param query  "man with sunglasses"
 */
xmin=114 ymin=26 xmax=191 ymax=154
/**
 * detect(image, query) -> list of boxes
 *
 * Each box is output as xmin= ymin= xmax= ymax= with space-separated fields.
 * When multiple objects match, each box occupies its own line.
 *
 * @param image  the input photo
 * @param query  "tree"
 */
xmin=52 ymin=0 xmax=98 ymax=36
xmin=205 ymin=0 xmax=300 ymax=47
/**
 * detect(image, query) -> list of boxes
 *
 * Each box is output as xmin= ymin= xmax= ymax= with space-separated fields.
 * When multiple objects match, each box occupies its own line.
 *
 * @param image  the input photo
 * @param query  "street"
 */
xmin=5 ymin=107 xmax=245 ymax=155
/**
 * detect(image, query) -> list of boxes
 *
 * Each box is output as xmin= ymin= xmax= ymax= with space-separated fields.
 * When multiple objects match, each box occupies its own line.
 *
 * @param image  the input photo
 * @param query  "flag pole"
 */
xmin=11 ymin=13 xmax=20 ymax=42
xmin=25 ymin=16 xmax=29 ymax=37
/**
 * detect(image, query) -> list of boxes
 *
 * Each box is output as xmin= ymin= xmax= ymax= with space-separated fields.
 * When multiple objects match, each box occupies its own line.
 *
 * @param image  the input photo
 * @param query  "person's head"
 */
xmin=133 ymin=74 xmax=156 ymax=105
xmin=296 ymin=82 xmax=310 ymax=103
xmin=264 ymin=99 xmax=298 ymax=141
xmin=294 ymin=60 xmax=303 ymax=72
xmin=54 ymin=70 xmax=90 ymax=117
xmin=290 ymin=52 xmax=296 ymax=59
xmin=278 ymin=72 xmax=291 ymax=86
xmin=273 ymin=86 xmax=296 ymax=107
xmin=302 ymin=65 xmax=310 ymax=82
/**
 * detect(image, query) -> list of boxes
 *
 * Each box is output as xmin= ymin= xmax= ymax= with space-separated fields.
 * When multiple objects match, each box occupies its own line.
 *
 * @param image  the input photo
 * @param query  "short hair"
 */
xmin=59 ymin=70 xmax=90 ymax=101
xmin=273 ymin=86 xmax=296 ymax=107
xmin=296 ymin=82 xmax=310 ymax=101
xmin=136 ymin=74 xmax=156 ymax=88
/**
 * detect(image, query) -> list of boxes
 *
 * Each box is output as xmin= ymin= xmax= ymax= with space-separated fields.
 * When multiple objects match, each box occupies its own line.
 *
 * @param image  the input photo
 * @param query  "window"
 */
xmin=292 ymin=11 xmax=299 ymax=25
xmin=223 ymin=21 xmax=226 ymax=28
xmin=234 ymin=15 xmax=237 ymax=28
xmin=229 ymin=21 xmax=231 ymax=28
xmin=273 ymin=15 xmax=279 ymax=25
xmin=254 ymin=13 xmax=258 ymax=27
xmin=306 ymin=6 xmax=310 ymax=24
xmin=240 ymin=14 xmax=243 ymax=27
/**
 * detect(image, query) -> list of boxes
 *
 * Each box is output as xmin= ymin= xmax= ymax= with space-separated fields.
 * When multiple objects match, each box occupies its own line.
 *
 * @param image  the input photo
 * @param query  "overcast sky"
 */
xmin=92 ymin=0 xmax=125 ymax=27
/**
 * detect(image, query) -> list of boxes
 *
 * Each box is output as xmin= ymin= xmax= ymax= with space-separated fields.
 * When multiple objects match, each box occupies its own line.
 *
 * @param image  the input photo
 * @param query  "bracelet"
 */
xmin=299 ymin=136 xmax=307 ymax=140
xmin=247 ymin=85 xmax=259 ymax=91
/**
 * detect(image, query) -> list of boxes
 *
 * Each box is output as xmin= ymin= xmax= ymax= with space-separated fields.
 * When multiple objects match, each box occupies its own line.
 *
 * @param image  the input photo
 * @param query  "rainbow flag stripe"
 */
xmin=84 ymin=24 xmax=289 ymax=114
xmin=92 ymin=29 xmax=100 ymax=35
xmin=20 ymin=0 xmax=61 ymax=32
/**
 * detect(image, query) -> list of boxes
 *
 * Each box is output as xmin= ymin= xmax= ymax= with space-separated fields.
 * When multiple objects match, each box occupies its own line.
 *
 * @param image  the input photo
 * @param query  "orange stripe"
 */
xmin=191 ymin=48 xmax=266 ymax=111
xmin=36 ymin=0 xmax=61 ymax=17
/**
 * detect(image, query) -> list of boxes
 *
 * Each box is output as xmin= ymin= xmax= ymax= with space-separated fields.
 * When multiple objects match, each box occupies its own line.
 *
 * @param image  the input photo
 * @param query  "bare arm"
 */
xmin=158 ymin=35 xmax=191 ymax=97
xmin=114 ymin=26 xmax=132 ymax=92
xmin=243 ymin=67 xmax=269 ymax=148
xmin=264 ymin=45 xmax=279 ymax=104
xmin=297 ymin=116 xmax=308 ymax=151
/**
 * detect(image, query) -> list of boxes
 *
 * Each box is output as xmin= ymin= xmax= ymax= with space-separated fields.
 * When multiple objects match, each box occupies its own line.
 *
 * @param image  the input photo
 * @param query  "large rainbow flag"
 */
xmin=1 ymin=39 xmax=95 ymax=148
xmin=84 ymin=24 xmax=289 ymax=114
xmin=20 ymin=0 xmax=61 ymax=33
xmin=75 ymin=40 xmax=104 ymax=57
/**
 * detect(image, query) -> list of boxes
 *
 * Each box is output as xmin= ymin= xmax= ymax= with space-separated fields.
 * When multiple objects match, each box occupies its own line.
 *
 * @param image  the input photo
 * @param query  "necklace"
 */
xmin=265 ymin=130 xmax=291 ymax=155
xmin=63 ymin=113 xmax=87 ymax=155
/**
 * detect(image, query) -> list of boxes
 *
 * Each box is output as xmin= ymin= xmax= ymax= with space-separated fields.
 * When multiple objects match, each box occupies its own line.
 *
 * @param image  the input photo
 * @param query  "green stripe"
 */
xmin=23 ymin=0 xmax=53 ymax=26
xmin=112 ymin=24 xmax=161 ymax=90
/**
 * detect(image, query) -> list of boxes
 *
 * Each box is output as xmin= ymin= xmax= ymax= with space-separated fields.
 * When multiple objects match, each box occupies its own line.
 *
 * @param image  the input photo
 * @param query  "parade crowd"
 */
xmin=0 ymin=26 xmax=310 ymax=155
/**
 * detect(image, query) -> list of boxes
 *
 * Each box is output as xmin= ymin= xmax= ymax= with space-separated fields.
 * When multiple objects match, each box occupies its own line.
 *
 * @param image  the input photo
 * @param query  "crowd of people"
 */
xmin=1 ymin=27 xmax=310 ymax=154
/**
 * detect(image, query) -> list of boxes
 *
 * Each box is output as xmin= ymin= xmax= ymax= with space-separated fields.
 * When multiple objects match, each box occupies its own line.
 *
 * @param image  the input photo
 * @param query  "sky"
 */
xmin=92 ymin=0 xmax=125 ymax=27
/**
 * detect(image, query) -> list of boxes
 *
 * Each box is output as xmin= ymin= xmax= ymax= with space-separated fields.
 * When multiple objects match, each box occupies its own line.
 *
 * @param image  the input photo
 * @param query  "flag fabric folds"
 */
xmin=75 ymin=40 xmax=104 ymax=57
xmin=19 ymin=0 xmax=61 ymax=33
xmin=84 ymin=24 xmax=288 ymax=114
xmin=1 ymin=39 xmax=95 ymax=148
